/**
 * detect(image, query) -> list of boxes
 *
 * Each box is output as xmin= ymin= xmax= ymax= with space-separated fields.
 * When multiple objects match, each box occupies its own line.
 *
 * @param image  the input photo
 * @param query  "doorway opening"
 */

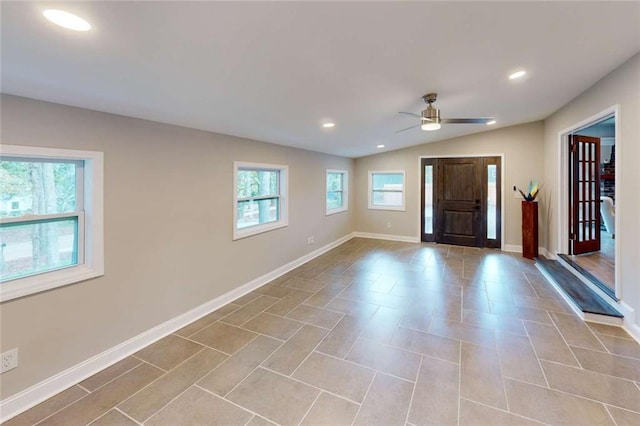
xmin=420 ymin=156 xmax=502 ymax=248
xmin=558 ymin=109 xmax=617 ymax=299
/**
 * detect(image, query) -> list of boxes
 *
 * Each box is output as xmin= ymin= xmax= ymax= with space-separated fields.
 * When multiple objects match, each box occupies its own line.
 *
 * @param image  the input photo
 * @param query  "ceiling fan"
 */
xmin=397 ymin=93 xmax=494 ymax=132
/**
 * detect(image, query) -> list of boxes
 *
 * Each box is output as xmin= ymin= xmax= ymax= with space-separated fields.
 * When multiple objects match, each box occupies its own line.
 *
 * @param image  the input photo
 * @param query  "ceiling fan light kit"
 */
xmin=398 ymin=92 xmax=494 ymax=133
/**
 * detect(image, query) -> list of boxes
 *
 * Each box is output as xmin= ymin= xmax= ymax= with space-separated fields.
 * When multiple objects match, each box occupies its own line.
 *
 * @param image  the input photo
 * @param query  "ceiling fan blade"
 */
xmin=395 ymin=124 xmax=421 ymax=133
xmin=441 ymin=118 xmax=494 ymax=124
xmin=399 ymin=111 xmax=432 ymax=121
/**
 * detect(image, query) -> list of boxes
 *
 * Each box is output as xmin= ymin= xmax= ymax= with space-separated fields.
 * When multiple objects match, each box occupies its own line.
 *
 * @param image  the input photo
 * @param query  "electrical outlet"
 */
xmin=1 ymin=348 xmax=18 ymax=373
xmin=307 ymin=236 xmax=314 ymax=245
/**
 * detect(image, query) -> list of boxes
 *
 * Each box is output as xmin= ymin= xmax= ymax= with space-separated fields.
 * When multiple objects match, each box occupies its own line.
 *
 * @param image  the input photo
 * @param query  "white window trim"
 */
xmin=233 ymin=161 xmax=288 ymax=240
xmin=0 ymin=145 xmax=104 ymax=302
xmin=368 ymin=170 xmax=406 ymax=211
xmin=326 ymin=169 xmax=349 ymax=215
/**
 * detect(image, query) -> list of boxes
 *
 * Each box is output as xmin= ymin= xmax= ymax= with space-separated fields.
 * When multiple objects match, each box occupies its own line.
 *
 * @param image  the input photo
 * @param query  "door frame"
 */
xmin=417 ymin=154 xmax=505 ymax=250
xmin=557 ymin=105 xmax=620 ymax=297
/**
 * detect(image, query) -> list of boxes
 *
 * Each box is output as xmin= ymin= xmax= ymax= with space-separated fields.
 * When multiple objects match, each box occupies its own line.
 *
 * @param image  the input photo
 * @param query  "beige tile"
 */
xmin=262 ymin=325 xmax=328 ymax=375
xmin=88 ymin=409 xmax=137 ymax=425
xmin=253 ymin=282 xmax=295 ymax=298
xmin=3 ymin=386 xmax=88 ymax=426
xmin=606 ymin=406 xmax=640 ymax=426
xmin=241 ymin=312 xmax=304 ymax=340
xmin=347 ymin=338 xmax=421 ymax=381
xmin=79 ymin=357 xmax=141 ymax=392
xmin=190 ymin=321 xmax=257 ymax=354
xmin=400 ymin=308 xmax=433 ymax=333
xmin=408 ymin=355 xmax=459 ymax=425
xmin=227 ymin=368 xmax=320 ymax=426
xmin=462 ymin=309 xmax=526 ymax=336
xmin=43 ymin=363 xmax=163 ymax=426
xmin=588 ymin=322 xmax=633 ymax=339
xmin=316 ymin=314 xmax=370 ymax=358
xmin=221 ymin=295 xmax=280 ymax=325
xmin=118 ymin=348 xmax=226 ymax=422
xmin=354 ymin=373 xmax=413 ymax=426
xmin=134 ymin=334 xmax=204 ymax=371
xmin=598 ymin=333 xmax=640 ymax=359
xmin=325 ymin=297 xmax=379 ymax=319
xmin=198 ymin=335 xmax=281 ymax=396
xmin=233 ymin=292 xmax=261 ymax=306
xmin=304 ymin=283 xmax=346 ymax=308
xmin=524 ymin=320 xmax=579 ymax=366
xmin=572 ymin=346 xmax=640 ymax=381
xmin=462 ymin=287 xmax=491 ymax=312
xmin=430 ymin=316 xmax=496 ymax=348
xmin=490 ymin=302 xmax=552 ymax=324
xmin=359 ymin=306 xmax=403 ymax=344
xmin=541 ymin=360 xmax=640 ymax=412
xmin=495 ymin=330 xmax=546 ymax=386
xmin=460 ymin=342 xmax=507 ymax=410
xmin=265 ymin=289 xmax=314 ymax=316
xmin=146 ymin=385 xmax=252 ymax=425
xmin=247 ymin=415 xmax=279 ymax=426
xmin=301 ymin=392 xmax=358 ymax=426
xmin=459 ymin=398 xmax=540 ymax=426
xmin=286 ymin=304 xmax=343 ymax=329
xmin=391 ymin=326 xmax=460 ymax=363
xmin=549 ymin=311 xmax=606 ymax=351
xmin=505 ymin=378 xmax=614 ymax=425
xmin=174 ymin=303 xmax=241 ymax=337
xmin=293 ymin=352 xmax=375 ymax=403
xmin=282 ymin=277 xmax=327 ymax=292
xmin=513 ymin=294 xmax=573 ymax=314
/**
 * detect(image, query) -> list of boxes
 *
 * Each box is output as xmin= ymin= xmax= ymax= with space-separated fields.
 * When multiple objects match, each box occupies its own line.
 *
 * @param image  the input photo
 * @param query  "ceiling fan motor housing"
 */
xmin=421 ymin=105 xmax=440 ymax=123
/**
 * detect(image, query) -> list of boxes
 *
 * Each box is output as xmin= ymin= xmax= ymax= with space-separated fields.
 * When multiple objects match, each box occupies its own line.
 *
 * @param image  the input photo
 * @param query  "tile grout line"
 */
xmin=194 ymin=383 xmax=276 ymax=424
xmin=457 ymin=340 xmax=462 ymax=426
xmin=458 ymin=397 xmax=550 ymax=425
xmin=142 ymin=384 xmax=202 ymax=424
xmin=521 ymin=323 xmax=551 ymax=388
xmin=32 ymin=387 xmax=93 ymax=426
xmin=78 ymin=358 xmax=143 ymax=394
xmin=350 ymin=371 xmax=377 ymax=426
xmin=403 ymin=355 xmax=422 ymax=425
xmin=296 ymin=390 xmax=322 ymax=426
xmin=114 ymin=407 xmax=142 ymax=425
xmin=603 ymin=404 xmax=621 ymax=426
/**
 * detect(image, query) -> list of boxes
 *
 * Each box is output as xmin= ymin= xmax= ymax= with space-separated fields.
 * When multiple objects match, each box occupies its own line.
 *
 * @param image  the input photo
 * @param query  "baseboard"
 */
xmin=0 ymin=233 xmax=355 ymax=423
xmin=353 ymin=232 xmax=420 ymax=243
xmin=501 ymin=244 xmax=553 ymax=259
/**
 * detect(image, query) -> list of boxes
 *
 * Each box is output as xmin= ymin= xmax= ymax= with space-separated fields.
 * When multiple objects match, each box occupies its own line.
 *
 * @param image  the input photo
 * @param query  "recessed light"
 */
xmin=486 ymin=120 xmax=497 ymax=125
xmin=43 ymin=10 xmax=91 ymax=32
xmin=509 ymin=70 xmax=526 ymax=80
xmin=322 ymin=122 xmax=335 ymax=128
xmin=377 ymin=144 xmax=385 ymax=148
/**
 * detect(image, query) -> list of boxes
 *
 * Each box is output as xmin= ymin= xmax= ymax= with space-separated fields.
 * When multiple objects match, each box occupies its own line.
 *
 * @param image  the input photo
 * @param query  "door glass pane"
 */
xmin=487 ymin=165 xmax=497 ymax=239
xmin=424 ymin=165 xmax=433 ymax=234
xmin=0 ymin=217 xmax=79 ymax=282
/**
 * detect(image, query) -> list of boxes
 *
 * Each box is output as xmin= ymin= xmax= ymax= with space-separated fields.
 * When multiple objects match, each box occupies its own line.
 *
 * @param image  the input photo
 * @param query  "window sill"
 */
xmin=326 ymin=207 xmax=348 ymax=216
xmin=233 ymin=221 xmax=288 ymax=241
xmin=367 ymin=205 xmax=406 ymax=211
xmin=0 ymin=265 xmax=104 ymax=302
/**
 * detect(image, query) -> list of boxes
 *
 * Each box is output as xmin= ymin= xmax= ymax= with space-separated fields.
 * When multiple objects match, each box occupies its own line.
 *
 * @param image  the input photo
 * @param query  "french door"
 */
xmin=421 ymin=157 xmax=501 ymax=248
xmin=569 ymin=135 xmax=601 ymax=254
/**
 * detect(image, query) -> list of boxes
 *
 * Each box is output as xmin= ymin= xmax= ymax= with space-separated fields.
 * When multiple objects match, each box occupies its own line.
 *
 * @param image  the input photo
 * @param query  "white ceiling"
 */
xmin=2 ymin=2 xmax=639 ymax=158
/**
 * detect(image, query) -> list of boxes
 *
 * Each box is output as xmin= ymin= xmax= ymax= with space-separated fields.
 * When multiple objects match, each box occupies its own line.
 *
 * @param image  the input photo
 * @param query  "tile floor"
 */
xmin=6 ymin=238 xmax=640 ymax=426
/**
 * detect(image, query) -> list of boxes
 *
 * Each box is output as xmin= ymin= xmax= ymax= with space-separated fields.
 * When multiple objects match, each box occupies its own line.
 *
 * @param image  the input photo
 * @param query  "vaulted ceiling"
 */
xmin=2 ymin=1 xmax=639 ymax=157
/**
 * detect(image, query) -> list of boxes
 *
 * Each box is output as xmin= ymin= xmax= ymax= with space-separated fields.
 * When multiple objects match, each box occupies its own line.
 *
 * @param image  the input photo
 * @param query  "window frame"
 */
xmin=0 ymin=145 xmax=104 ymax=302
xmin=233 ymin=161 xmax=288 ymax=240
xmin=326 ymin=169 xmax=349 ymax=215
xmin=368 ymin=170 xmax=406 ymax=211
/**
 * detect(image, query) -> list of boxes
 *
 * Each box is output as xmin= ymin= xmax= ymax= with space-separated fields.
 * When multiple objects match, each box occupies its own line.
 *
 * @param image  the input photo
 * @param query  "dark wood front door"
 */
xmin=421 ymin=157 xmax=501 ymax=248
xmin=436 ymin=158 xmax=482 ymax=246
xmin=570 ymin=135 xmax=601 ymax=255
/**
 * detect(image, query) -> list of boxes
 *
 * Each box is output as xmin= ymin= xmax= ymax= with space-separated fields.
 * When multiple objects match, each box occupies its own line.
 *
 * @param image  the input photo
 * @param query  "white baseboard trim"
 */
xmin=353 ymin=232 xmax=420 ymax=243
xmin=502 ymin=244 xmax=553 ymax=259
xmin=0 ymin=233 xmax=355 ymax=423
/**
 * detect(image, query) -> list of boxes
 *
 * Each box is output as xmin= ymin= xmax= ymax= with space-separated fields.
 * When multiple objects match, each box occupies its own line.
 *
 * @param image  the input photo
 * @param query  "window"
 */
xmin=326 ymin=169 xmax=348 ymax=215
xmin=0 ymin=145 xmax=103 ymax=302
xmin=234 ymin=162 xmax=288 ymax=240
xmin=368 ymin=171 xmax=406 ymax=211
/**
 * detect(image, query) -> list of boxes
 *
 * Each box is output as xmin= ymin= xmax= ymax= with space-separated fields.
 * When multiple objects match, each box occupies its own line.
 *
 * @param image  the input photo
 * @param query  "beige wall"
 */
xmin=0 ymin=95 xmax=355 ymax=398
xmin=543 ymin=53 xmax=640 ymax=331
xmin=354 ymin=121 xmax=545 ymax=248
